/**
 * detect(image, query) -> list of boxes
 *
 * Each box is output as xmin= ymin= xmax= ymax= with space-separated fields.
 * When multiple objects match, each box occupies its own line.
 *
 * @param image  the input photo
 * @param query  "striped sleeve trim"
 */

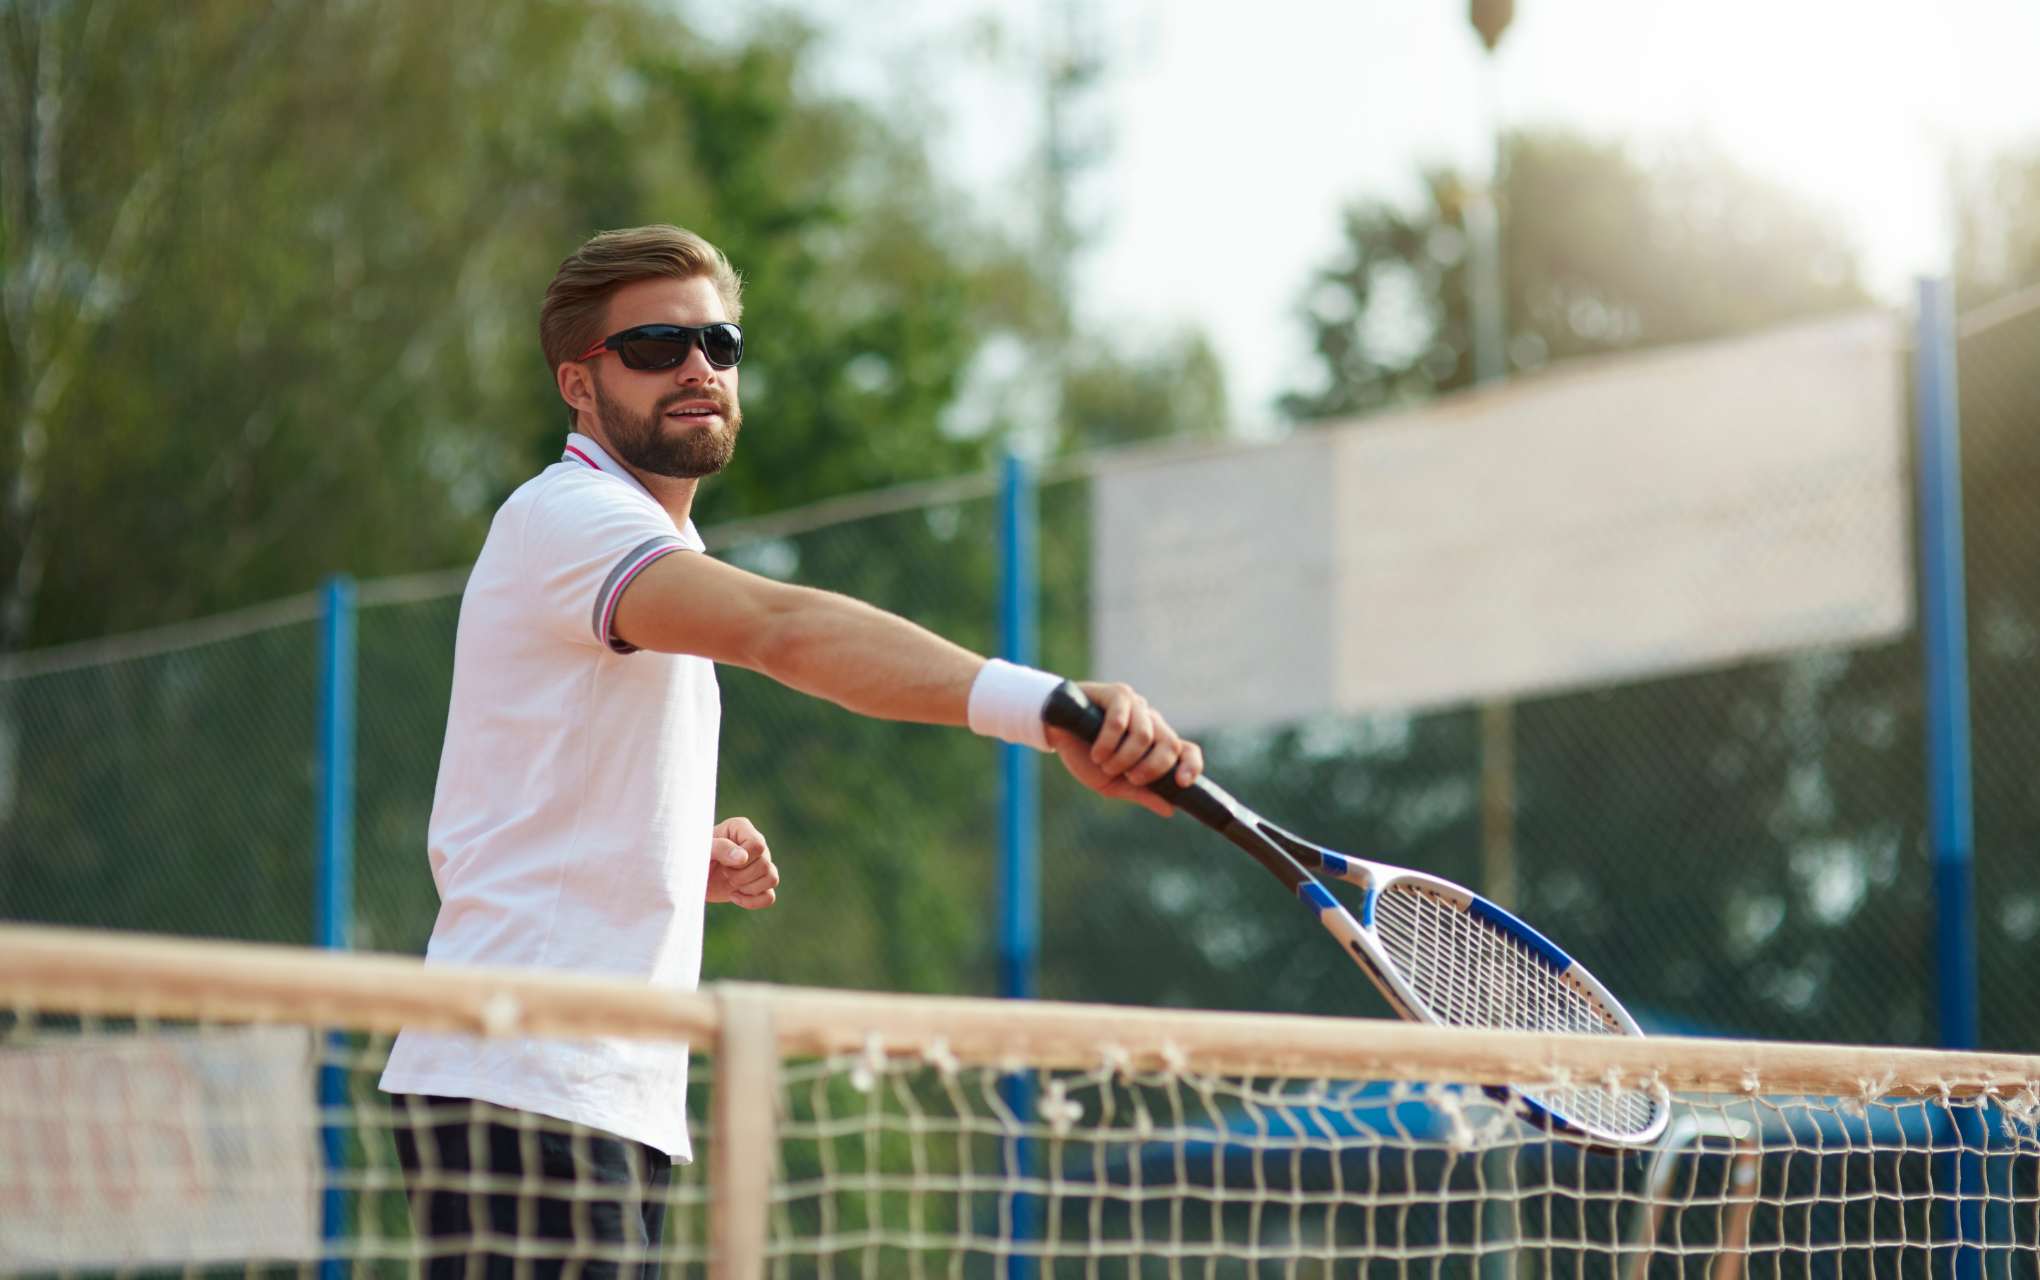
xmin=593 ymin=535 xmax=687 ymax=653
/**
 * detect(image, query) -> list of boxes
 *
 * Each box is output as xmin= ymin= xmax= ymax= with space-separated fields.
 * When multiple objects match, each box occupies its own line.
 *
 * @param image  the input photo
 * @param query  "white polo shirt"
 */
xmin=379 ymin=431 xmax=720 ymax=1159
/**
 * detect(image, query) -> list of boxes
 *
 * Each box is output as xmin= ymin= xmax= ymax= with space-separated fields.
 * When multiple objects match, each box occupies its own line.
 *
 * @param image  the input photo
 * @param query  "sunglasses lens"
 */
xmin=701 ymin=324 xmax=743 ymax=368
xmin=614 ymin=337 xmax=690 ymax=371
xmin=606 ymin=325 xmax=742 ymax=370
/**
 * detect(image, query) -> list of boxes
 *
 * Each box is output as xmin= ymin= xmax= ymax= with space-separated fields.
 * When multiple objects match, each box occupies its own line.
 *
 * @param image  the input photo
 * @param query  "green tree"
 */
xmin=0 ymin=1 xmax=600 ymax=650
xmin=0 ymin=2 xmax=1069 ymax=654
xmin=1281 ymin=131 xmax=1867 ymax=422
xmin=0 ymin=1 xmax=1063 ymax=993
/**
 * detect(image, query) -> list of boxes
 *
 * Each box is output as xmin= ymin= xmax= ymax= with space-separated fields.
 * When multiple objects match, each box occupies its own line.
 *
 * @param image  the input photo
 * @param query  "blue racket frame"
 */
xmin=1042 ymin=681 xmax=1668 ymax=1148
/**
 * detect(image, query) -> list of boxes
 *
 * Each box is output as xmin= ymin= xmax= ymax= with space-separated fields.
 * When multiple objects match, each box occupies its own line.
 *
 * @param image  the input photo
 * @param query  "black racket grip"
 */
xmin=1040 ymin=680 xmax=1236 ymax=831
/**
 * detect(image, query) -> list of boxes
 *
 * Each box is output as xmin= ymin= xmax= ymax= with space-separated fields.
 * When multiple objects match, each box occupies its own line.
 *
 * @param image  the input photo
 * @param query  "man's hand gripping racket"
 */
xmin=1044 ymin=681 xmax=1669 ymax=1149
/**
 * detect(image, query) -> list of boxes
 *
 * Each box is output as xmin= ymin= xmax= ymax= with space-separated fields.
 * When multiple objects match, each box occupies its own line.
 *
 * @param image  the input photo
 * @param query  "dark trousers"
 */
xmin=389 ymin=1094 xmax=673 ymax=1280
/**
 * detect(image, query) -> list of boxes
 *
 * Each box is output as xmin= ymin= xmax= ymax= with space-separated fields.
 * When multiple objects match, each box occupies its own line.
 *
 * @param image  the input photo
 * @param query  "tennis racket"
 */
xmin=1043 ymin=681 xmax=1668 ymax=1148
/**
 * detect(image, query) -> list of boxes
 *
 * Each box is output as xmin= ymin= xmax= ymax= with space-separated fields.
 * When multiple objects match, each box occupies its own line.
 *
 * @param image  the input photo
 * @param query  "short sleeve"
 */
xmin=516 ymin=474 xmax=688 ymax=653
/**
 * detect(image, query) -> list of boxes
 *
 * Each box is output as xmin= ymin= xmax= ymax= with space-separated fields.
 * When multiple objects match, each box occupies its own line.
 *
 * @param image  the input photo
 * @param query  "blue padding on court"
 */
xmin=1299 ymin=883 xmax=1337 ymax=914
xmin=1468 ymin=896 xmax=1572 ymax=971
xmin=1111 ymin=1080 xmax=1468 ymax=1186
xmin=1105 ymin=1092 xmax=2007 ymax=1192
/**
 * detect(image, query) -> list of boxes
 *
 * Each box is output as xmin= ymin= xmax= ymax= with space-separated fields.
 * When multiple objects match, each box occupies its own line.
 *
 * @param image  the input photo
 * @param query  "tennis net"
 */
xmin=3 ymin=925 xmax=2036 ymax=1277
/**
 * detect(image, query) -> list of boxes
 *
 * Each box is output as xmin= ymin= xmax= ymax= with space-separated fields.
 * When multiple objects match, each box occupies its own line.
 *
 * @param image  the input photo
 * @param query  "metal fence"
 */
xmin=4 ymin=289 xmax=2037 ymax=1052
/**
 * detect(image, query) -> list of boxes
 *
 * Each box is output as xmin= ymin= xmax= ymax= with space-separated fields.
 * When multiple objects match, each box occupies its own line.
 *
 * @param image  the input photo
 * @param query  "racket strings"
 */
xmin=1372 ymin=884 xmax=1662 ymax=1139
xmin=1371 ymin=885 xmax=1613 ymax=1033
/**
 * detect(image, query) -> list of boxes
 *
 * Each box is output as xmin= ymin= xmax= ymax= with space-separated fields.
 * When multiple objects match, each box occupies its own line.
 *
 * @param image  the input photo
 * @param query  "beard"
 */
xmin=593 ymin=378 xmax=743 ymax=479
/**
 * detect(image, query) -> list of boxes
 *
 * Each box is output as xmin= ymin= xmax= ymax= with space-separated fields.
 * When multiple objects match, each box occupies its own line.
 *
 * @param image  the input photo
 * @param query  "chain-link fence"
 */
xmin=1960 ymin=290 xmax=2040 ymax=1053
xmin=4 ymin=296 xmax=2037 ymax=1051
xmin=1 ymin=599 xmax=324 ymax=943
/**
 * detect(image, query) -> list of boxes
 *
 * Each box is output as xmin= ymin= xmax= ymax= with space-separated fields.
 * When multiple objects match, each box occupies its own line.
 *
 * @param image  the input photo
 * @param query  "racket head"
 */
xmin=1352 ymin=868 xmax=1669 ymax=1147
xmin=1055 ymin=725 xmax=1671 ymax=1150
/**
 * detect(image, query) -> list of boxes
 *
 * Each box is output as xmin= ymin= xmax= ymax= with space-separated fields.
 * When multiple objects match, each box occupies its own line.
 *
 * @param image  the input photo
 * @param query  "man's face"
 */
xmin=583 ymin=276 xmax=743 ymax=480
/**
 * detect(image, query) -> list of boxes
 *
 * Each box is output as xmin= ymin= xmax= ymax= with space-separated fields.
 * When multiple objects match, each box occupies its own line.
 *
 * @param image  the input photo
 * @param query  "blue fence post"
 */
xmin=1916 ymin=277 xmax=1983 ymax=1279
xmin=997 ymin=452 xmax=1041 ymax=1280
xmin=1916 ymin=277 xmax=1979 ymax=1052
xmin=316 ymin=573 xmax=357 ymax=1279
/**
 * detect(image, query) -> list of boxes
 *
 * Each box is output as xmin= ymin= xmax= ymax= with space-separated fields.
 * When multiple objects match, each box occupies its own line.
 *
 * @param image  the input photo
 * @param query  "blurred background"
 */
xmin=3 ymin=0 xmax=2038 ymax=1051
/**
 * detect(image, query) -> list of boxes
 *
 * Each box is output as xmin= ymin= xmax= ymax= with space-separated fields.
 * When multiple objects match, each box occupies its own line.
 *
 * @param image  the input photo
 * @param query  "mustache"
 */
xmin=656 ymin=389 xmax=735 ymax=416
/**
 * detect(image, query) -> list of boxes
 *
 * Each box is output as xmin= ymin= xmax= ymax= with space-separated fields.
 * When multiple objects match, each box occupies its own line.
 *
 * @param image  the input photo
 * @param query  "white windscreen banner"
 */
xmin=1092 ymin=431 xmax=1340 ymax=731
xmin=1091 ymin=311 xmax=1911 ymax=730
xmin=0 ymin=1025 xmax=320 ymax=1269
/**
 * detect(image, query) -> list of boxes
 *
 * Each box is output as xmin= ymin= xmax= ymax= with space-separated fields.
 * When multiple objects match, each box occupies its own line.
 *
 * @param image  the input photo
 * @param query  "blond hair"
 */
xmin=539 ymin=225 xmax=744 ymax=374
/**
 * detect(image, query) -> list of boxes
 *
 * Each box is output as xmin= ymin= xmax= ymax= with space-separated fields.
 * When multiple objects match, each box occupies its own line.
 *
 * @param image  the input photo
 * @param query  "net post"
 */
xmin=711 ymin=984 xmax=779 ymax=1280
xmin=315 ymin=573 xmax=356 ymax=1280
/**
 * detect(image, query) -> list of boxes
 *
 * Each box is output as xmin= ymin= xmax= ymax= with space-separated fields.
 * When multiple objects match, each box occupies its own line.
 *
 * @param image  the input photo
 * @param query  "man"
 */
xmin=377 ymin=224 xmax=1202 ymax=1275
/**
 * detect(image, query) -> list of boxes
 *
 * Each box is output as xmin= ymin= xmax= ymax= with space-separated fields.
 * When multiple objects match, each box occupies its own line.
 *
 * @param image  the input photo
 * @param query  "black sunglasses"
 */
xmin=576 ymin=322 xmax=743 ymax=371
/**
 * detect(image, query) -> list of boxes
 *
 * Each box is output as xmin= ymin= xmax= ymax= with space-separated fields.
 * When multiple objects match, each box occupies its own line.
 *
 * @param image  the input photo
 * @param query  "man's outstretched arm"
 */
xmin=610 ymin=549 xmax=1202 ymax=813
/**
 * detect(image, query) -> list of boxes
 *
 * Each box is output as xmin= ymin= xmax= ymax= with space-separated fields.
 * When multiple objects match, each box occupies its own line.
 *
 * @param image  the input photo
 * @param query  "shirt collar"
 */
xmin=561 ymin=431 xmax=705 ymax=550
xmin=561 ymin=431 xmax=645 ymax=492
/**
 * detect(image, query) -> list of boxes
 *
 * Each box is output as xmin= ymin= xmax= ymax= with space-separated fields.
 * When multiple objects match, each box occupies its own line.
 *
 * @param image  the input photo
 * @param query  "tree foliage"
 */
xmin=0 ymin=1 xmax=1079 ymax=653
xmin=1281 ymin=131 xmax=1867 ymax=422
xmin=1060 ymin=331 xmax=1228 ymax=451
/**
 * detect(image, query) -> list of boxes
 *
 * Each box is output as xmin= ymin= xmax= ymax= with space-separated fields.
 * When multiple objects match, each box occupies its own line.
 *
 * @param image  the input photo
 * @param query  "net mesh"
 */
xmin=4 ymin=927 xmax=2038 ymax=1279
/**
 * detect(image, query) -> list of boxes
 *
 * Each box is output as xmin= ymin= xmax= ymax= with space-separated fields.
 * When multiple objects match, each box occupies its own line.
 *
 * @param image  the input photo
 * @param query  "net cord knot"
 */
xmin=1040 ymin=1078 xmax=1084 ymax=1135
xmin=923 ymin=1037 xmax=960 ymax=1079
xmin=849 ymin=1032 xmax=886 ymax=1093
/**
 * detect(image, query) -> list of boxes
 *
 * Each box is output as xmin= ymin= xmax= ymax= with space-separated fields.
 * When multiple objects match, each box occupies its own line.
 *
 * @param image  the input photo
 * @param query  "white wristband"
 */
xmin=967 ymin=659 xmax=1063 ymax=752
